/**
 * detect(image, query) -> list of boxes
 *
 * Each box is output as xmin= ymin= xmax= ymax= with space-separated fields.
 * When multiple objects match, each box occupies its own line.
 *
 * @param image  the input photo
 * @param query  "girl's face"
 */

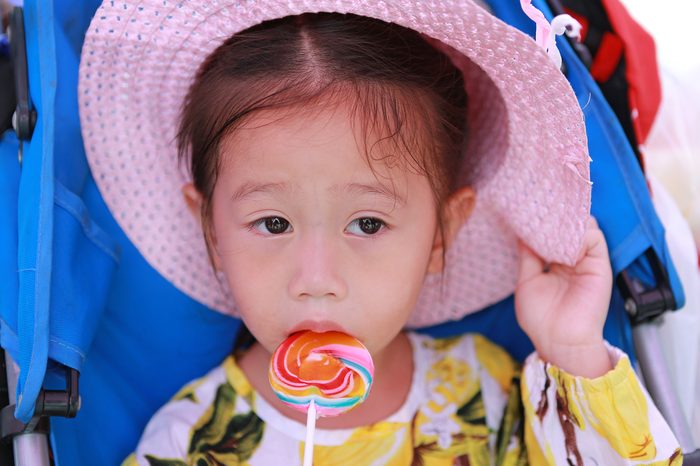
xmin=207 ymin=102 xmax=440 ymax=356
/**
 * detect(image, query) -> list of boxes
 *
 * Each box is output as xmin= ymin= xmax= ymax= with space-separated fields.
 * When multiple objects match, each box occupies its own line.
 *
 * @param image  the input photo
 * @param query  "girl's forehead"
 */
xmin=218 ymin=100 xmax=430 ymax=184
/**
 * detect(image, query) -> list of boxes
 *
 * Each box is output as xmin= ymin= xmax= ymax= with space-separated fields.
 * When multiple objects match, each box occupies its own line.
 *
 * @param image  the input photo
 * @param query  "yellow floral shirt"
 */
xmin=123 ymin=333 xmax=681 ymax=465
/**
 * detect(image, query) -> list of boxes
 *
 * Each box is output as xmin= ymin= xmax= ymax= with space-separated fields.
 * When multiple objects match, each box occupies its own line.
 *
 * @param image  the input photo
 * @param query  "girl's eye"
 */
xmin=252 ymin=216 xmax=292 ymax=235
xmin=347 ymin=217 xmax=386 ymax=236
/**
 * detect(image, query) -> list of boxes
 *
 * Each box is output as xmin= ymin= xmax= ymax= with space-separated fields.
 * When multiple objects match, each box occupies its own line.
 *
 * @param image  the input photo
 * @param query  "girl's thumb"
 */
xmin=517 ymin=239 xmax=546 ymax=284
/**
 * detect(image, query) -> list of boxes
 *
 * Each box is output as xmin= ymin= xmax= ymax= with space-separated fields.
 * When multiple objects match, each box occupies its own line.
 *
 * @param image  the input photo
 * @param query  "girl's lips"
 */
xmin=289 ymin=320 xmax=349 ymax=335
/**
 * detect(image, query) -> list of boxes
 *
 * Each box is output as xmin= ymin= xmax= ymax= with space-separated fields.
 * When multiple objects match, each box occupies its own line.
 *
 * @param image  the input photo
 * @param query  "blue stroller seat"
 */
xmin=0 ymin=0 xmax=697 ymax=464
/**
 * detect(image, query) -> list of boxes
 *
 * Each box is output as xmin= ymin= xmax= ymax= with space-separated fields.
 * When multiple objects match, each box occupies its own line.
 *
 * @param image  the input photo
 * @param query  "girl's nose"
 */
xmin=288 ymin=231 xmax=348 ymax=301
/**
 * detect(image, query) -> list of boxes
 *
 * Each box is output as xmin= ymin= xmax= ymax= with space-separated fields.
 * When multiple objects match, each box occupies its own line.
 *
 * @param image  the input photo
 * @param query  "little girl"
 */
xmin=78 ymin=1 xmax=681 ymax=464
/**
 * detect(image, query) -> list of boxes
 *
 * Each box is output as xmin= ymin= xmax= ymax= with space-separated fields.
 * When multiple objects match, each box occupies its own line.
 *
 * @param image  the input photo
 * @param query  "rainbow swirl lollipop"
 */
xmin=269 ymin=330 xmax=374 ymax=417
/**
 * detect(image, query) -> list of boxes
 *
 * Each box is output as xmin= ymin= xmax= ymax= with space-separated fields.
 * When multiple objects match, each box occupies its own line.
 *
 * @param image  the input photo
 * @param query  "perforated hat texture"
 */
xmin=79 ymin=0 xmax=590 ymax=327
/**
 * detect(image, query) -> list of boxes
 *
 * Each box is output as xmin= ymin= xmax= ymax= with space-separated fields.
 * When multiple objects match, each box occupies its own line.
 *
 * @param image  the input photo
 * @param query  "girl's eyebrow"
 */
xmin=230 ymin=181 xmax=288 ymax=202
xmin=342 ymin=182 xmax=406 ymax=206
xmin=230 ymin=181 xmax=405 ymax=206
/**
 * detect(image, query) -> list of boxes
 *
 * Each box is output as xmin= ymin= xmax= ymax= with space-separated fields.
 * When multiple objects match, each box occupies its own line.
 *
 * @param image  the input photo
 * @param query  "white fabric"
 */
xmin=648 ymin=175 xmax=700 ymax=444
xmin=644 ymin=64 xmax=700 ymax=443
xmin=644 ymin=67 xmax=700 ymax=250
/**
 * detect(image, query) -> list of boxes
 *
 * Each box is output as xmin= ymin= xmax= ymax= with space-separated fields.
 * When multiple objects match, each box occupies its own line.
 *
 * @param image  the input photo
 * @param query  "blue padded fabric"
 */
xmin=1 ymin=0 xmax=122 ymax=423
xmin=0 ymin=131 xmax=20 ymax=358
xmin=11 ymin=0 xmax=56 ymax=422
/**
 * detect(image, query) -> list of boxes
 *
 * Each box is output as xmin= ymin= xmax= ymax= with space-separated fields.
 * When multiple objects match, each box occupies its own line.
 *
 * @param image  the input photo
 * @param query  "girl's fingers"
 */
xmin=518 ymin=216 xmax=609 ymax=282
xmin=578 ymin=216 xmax=609 ymax=262
xmin=517 ymin=239 xmax=545 ymax=285
xmin=574 ymin=216 xmax=612 ymax=279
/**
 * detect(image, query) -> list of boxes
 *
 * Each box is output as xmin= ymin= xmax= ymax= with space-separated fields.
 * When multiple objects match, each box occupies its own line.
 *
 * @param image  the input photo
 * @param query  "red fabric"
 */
xmin=600 ymin=0 xmax=661 ymax=146
xmin=590 ymin=32 xmax=624 ymax=83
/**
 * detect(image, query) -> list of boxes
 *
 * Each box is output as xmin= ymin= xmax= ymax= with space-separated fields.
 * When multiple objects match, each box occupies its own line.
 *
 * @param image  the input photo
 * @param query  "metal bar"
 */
xmin=633 ymin=321 xmax=697 ymax=454
xmin=13 ymin=433 xmax=50 ymax=466
xmin=683 ymin=449 xmax=700 ymax=466
xmin=4 ymin=353 xmax=50 ymax=466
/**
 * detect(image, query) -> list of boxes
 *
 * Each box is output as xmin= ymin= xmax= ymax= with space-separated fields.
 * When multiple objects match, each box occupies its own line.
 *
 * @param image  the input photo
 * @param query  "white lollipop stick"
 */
xmin=302 ymin=400 xmax=317 ymax=466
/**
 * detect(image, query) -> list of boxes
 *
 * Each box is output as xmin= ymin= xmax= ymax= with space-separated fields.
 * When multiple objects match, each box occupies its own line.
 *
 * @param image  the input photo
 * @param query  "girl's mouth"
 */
xmin=289 ymin=320 xmax=349 ymax=335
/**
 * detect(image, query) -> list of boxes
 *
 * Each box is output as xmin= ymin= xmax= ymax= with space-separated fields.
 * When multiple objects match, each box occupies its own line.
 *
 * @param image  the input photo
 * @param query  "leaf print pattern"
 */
xmin=172 ymin=379 xmax=204 ymax=404
xmin=311 ymin=424 xmax=413 ymax=466
xmin=423 ymin=335 xmax=463 ymax=353
xmin=494 ymin=373 xmax=526 ymax=466
xmin=455 ymin=389 xmax=486 ymax=427
xmin=187 ymin=383 xmax=264 ymax=465
xmin=555 ymin=380 xmax=584 ymax=466
xmin=144 ymin=456 xmax=186 ymax=466
xmin=414 ymin=339 xmax=489 ymax=463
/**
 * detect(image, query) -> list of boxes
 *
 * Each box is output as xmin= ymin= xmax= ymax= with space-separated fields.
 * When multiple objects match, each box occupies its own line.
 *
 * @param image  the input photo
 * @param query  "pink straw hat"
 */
xmin=79 ymin=0 xmax=591 ymax=328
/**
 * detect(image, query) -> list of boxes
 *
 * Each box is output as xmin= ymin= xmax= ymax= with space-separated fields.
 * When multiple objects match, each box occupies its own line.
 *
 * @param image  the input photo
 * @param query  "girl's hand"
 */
xmin=515 ymin=216 xmax=614 ymax=378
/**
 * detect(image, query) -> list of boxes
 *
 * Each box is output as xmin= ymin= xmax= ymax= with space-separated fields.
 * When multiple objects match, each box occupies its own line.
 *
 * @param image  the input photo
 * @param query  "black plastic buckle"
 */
xmin=9 ymin=7 xmax=36 ymax=143
xmin=616 ymin=248 xmax=676 ymax=325
xmin=35 ymin=366 xmax=80 ymax=419
xmin=0 ymin=364 xmax=80 ymax=440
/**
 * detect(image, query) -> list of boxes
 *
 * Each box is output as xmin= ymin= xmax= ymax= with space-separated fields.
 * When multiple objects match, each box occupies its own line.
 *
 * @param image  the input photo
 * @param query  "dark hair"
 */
xmin=177 ymin=12 xmax=468 ymax=257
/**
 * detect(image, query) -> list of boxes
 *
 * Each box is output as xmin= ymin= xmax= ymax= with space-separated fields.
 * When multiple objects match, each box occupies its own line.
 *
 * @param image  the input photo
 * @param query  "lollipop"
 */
xmin=269 ymin=331 xmax=374 ymax=465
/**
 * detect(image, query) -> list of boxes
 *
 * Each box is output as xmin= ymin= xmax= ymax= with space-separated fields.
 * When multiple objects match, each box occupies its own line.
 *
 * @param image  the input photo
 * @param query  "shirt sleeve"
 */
xmin=520 ymin=343 xmax=683 ymax=465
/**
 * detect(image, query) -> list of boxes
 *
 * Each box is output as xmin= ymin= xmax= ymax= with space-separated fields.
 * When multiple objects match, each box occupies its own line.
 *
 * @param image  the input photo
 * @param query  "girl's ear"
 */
xmin=182 ymin=183 xmax=203 ymax=222
xmin=427 ymin=186 xmax=476 ymax=274
xmin=182 ymin=183 xmax=222 ymax=270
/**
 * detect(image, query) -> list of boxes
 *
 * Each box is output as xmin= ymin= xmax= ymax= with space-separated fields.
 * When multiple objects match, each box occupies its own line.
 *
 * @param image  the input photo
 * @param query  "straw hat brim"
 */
xmin=79 ymin=0 xmax=590 ymax=327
